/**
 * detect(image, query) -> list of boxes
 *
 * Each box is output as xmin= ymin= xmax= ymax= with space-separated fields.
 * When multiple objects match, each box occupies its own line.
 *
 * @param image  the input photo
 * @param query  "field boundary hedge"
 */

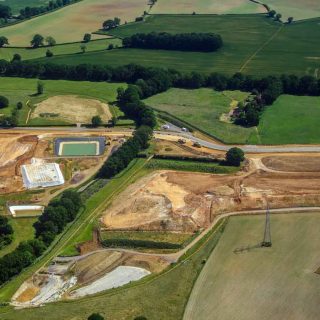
xmin=102 ymin=239 xmax=181 ymax=249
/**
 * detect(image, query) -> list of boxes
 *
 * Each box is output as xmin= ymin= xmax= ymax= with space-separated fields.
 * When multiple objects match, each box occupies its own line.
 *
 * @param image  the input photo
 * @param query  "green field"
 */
xmin=145 ymin=88 xmax=253 ymax=143
xmin=252 ymin=95 xmax=320 ymax=144
xmin=1 ymin=0 xmax=49 ymax=14
xmin=41 ymin=14 xmax=320 ymax=76
xmin=61 ymin=143 xmax=97 ymax=156
xmin=0 ymin=0 xmax=148 ymax=46
xmin=0 ymin=38 xmax=121 ymax=61
xmin=0 ymin=217 xmax=37 ymax=258
xmin=184 ymin=213 xmax=320 ymax=320
xmin=0 ymin=77 xmax=126 ymax=125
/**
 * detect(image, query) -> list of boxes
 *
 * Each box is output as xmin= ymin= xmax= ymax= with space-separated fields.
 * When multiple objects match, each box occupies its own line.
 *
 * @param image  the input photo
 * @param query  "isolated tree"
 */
xmin=87 ymin=313 xmax=104 ymax=320
xmin=16 ymin=101 xmax=23 ymax=110
xmin=80 ymin=44 xmax=86 ymax=53
xmin=0 ymin=95 xmax=9 ymax=108
xmin=31 ymin=34 xmax=44 ymax=48
xmin=0 ymin=36 xmax=8 ymax=47
xmin=275 ymin=13 xmax=282 ymax=21
xmin=45 ymin=36 xmax=56 ymax=46
xmin=268 ymin=10 xmax=276 ymax=18
xmin=83 ymin=33 xmax=91 ymax=43
xmin=287 ymin=17 xmax=293 ymax=24
xmin=102 ymin=19 xmax=115 ymax=30
xmin=107 ymin=43 xmax=114 ymax=50
xmin=46 ymin=49 xmax=53 ymax=57
xmin=37 ymin=81 xmax=44 ymax=95
xmin=226 ymin=147 xmax=244 ymax=166
xmin=91 ymin=115 xmax=102 ymax=127
xmin=11 ymin=53 xmax=21 ymax=62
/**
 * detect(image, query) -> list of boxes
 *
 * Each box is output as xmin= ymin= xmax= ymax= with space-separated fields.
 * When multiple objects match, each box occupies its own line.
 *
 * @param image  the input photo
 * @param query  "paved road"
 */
xmin=3 ymin=126 xmax=320 ymax=153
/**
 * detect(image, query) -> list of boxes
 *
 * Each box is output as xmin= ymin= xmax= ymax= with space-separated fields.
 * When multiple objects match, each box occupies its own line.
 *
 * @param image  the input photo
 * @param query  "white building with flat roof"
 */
xmin=21 ymin=163 xmax=65 ymax=189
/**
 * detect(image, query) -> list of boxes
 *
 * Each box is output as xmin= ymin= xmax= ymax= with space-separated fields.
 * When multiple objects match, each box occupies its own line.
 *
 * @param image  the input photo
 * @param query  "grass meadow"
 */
xmin=0 ymin=77 xmax=126 ymax=125
xmin=41 ymin=14 xmax=320 ymax=77
xmin=144 ymin=88 xmax=254 ymax=144
xmin=184 ymin=213 xmax=320 ymax=320
xmin=0 ymin=0 xmax=148 ymax=45
xmin=1 ymin=0 xmax=48 ymax=14
xmin=252 ymin=95 xmax=320 ymax=145
xmin=0 ymin=217 xmax=37 ymax=258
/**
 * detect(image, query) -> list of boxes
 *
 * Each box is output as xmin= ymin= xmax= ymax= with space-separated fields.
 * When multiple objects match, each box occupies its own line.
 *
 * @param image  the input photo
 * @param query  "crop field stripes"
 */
xmin=239 ymin=24 xmax=284 ymax=72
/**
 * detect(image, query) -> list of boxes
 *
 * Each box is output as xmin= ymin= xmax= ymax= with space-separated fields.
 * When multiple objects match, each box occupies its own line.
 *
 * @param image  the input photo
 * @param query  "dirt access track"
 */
xmin=32 ymin=95 xmax=112 ymax=124
xmin=102 ymin=157 xmax=320 ymax=232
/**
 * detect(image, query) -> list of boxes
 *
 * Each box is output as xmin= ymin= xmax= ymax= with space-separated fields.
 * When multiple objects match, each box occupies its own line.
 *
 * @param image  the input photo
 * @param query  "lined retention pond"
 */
xmin=60 ymin=142 xmax=98 ymax=156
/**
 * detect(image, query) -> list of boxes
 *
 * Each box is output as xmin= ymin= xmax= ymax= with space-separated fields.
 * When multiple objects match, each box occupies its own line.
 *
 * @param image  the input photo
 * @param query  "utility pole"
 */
xmin=261 ymin=201 xmax=272 ymax=247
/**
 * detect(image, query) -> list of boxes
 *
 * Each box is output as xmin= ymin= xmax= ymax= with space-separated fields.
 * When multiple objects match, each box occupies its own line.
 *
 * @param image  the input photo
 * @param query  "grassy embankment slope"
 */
xmin=0 ymin=77 xmax=126 ymax=125
xmin=184 ymin=213 xmax=320 ymax=320
xmin=36 ymin=14 xmax=320 ymax=77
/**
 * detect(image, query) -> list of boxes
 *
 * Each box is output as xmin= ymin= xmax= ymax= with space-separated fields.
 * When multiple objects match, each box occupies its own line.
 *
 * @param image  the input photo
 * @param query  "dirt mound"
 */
xmin=32 ymin=95 xmax=112 ymax=124
xmin=73 ymin=250 xmax=169 ymax=286
xmin=262 ymin=156 xmax=320 ymax=172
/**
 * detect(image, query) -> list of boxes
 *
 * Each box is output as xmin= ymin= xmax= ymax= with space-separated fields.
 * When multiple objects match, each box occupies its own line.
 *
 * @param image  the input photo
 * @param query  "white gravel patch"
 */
xmin=71 ymin=266 xmax=150 ymax=298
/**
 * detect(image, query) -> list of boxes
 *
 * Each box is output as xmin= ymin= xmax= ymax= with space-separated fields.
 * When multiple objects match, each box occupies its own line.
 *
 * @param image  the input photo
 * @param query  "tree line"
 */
xmin=123 ymin=32 xmax=223 ymax=52
xmin=0 ymin=216 xmax=13 ymax=250
xmin=98 ymin=84 xmax=156 ymax=179
xmin=1 ymin=61 xmax=320 ymax=127
xmin=0 ymin=190 xmax=82 ymax=286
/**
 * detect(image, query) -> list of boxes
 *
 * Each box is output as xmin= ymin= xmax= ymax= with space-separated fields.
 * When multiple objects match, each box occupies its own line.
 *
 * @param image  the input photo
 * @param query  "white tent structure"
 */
xmin=21 ymin=162 xmax=65 ymax=189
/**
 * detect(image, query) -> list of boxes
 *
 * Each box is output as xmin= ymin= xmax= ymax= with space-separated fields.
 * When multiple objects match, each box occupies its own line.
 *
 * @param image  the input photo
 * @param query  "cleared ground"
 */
xmin=263 ymin=0 xmax=320 ymax=20
xmin=102 ymin=168 xmax=320 ymax=235
xmin=151 ymin=0 xmax=264 ymax=14
xmin=46 ymin=15 xmax=320 ymax=76
xmin=184 ymin=213 xmax=320 ymax=320
xmin=145 ymin=88 xmax=252 ymax=144
xmin=32 ymin=95 xmax=112 ymax=124
xmin=252 ymin=95 xmax=320 ymax=145
xmin=262 ymin=156 xmax=320 ymax=172
xmin=0 ymin=0 xmax=149 ymax=45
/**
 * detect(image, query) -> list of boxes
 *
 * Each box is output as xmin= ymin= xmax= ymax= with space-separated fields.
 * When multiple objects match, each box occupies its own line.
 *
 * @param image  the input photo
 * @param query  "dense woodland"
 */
xmin=122 ymin=32 xmax=223 ymax=52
